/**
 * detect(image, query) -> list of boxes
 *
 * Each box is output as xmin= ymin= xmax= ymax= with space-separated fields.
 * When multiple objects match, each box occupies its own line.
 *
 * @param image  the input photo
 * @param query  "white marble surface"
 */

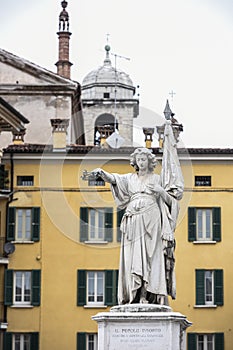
xmin=93 ymin=305 xmax=192 ymax=350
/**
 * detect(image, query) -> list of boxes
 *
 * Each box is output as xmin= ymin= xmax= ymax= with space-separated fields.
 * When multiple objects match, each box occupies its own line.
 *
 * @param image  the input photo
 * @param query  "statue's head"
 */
xmin=130 ymin=147 xmax=157 ymax=172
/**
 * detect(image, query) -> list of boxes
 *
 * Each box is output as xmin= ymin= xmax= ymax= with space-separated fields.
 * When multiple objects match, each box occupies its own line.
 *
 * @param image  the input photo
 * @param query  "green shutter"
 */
xmin=30 ymin=332 xmax=39 ymax=350
xmin=3 ymin=332 xmax=12 ymax=350
xmin=117 ymin=209 xmax=125 ymax=242
xmin=187 ymin=333 xmax=196 ymax=350
xmin=105 ymin=270 xmax=118 ymax=306
xmin=32 ymin=207 xmax=40 ymax=242
xmin=7 ymin=207 xmax=16 ymax=241
xmin=105 ymin=208 xmax=113 ymax=242
xmin=212 ymin=207 xmax=221 ymax=242
xmin=0 ymin=164 xmax=6 ymax=189
xmin=188 ymin=207 xmax=196 ymax=241
xmin=77 ymin=332 xmax=86 ymax=350
xmin=214 ymin=270 xmax=223 ymax=306
xmin=215 ymin=333 xmax=224 ymax=350
xmin=4 ymin=269 xmax=13 ymax=306
xmin=80 ymin=208 xmax=88 ymax=242
xmin=32 ymin=270 xmax=41 ymax=306
xmin=196 ymin=270 xmax=205 ymax=305
xmin=115 ymin=270 xmax=119 ymax=304
xmin=77 ymin=270 xmax=86 ymax=306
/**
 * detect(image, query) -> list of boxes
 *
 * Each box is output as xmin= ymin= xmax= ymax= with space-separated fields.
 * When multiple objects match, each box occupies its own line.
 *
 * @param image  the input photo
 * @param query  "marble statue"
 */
xmin=88 ymin=120 xmax=184 ymax=305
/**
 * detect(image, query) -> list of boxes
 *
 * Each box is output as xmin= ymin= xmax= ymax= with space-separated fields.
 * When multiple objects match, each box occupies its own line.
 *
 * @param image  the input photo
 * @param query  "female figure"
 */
xmin=93 ymin=123 xmax=183 ymax=305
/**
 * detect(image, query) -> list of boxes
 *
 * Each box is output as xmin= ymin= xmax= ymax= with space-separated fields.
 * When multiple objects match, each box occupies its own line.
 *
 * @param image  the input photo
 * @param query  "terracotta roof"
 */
xmin=3 ymin=144 xmax=233 ymax=155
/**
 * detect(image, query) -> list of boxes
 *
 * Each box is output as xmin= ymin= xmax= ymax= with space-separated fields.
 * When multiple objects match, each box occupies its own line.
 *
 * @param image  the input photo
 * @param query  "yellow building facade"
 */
xmin=0 ymin=143 xmax=232 ymax=350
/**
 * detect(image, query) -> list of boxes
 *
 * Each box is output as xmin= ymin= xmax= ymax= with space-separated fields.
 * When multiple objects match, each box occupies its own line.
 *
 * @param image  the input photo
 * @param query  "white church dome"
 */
xmin=82 ymin=45 xmax=134 ymax=88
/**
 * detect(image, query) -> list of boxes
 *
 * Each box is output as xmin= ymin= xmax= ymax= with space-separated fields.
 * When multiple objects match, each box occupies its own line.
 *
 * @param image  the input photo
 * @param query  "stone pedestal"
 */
xmin=92 ymin=304 xmax=191 ymax=350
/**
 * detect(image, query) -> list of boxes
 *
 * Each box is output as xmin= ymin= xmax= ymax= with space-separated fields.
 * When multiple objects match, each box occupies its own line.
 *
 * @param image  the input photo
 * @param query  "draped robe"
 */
xmin=111 ymin=122 xmax=184 ymax=305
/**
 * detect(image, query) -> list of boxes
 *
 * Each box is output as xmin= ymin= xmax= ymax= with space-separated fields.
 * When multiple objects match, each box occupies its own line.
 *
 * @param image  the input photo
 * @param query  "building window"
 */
xmin=87 ymin=271 xmax=104 ymax=305
xmin=3 ymin=332 xmax=39 ymax=350
xmin=77 ymin=270 xmax=118 ymax=306
xmin=14 ymin=271 xmax=31 ymax=305
xmin=77 ymin=333 xmax=98 ymax=350
xmin=4 ymin=270 xmax=41 ymax=307
xmin=195 ymin=269 xmax=223 ymax=306
xmin=89 ymin=209 xmax=105 ymax=241
xmin=197 ymin=209 xmax=212 ymax=240
xmin=87 ymin=333 xmax=98 ymax=350
xmin=15 ymin=209 xmax=32 ymax=241
xmin=88 ymin=177 xmax=105 ymax=186
xmin=195 ymin=176 xmax=211 ymax=186
xmin=103 ymin=92 xmax=110 ymax=98
xmin=188 ymin=207 xmax=221 ymax=242
xmin=187 ymin=333 xmax=224 ymax=350
xmin=80 ymin=207 xmax=113 ymax=242
xmin=13 ymin=333 xmax=30 ymax=349
xmin=7 ymin=207 xmax=40 ymax=242
xmin=197 ymin=334 xmax=214 ymax=350
xmin=17 ymin=176 xmax=34 ymax=186
xmin=204 ymin=271 xmax=214 ymax=305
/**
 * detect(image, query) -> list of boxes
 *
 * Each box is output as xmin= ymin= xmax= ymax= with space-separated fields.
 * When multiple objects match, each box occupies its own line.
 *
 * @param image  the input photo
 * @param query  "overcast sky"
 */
xmin=1 ymin=0 xmax=233 ymax=148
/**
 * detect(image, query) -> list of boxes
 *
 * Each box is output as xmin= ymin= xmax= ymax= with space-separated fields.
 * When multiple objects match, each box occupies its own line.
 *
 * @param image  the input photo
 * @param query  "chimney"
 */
xmin=51 ymin=119 xmax=69 ymax=150
xmin=142 ymin=127 xmax=154 ymax=148
xmin=12 ymin=130 xmax=25 ymax=145
xmin=55 ymin=1 xmax=73 ymax=79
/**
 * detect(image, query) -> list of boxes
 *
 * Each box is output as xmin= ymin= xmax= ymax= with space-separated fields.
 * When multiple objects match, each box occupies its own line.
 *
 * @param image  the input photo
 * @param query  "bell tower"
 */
xmin=55 ymin=1 xmax=73 ymax=79
xmin=81 ymin=45 xmax=139 ymax=146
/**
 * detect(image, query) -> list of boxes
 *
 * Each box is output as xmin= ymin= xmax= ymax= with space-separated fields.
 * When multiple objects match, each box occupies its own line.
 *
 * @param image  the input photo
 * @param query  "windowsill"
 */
xmin=11 ymin=304 xmax=34 ymax=308
xmin=12 ymin=241 xmax=34 ymax=244
xmin=0 ymin=322 xmax=8 ymax=330
xmin=84 ymin=305 xmax=108 ymax=309
xmin=193 ymin=241 xmax=217 ymax=244
xmin=194 ymin=305 xmax=217 ymax=309
xmin=0 ymin=257 xmax=9 ymax=264
xmin=84 ymin=241 xmax=109 ymax=245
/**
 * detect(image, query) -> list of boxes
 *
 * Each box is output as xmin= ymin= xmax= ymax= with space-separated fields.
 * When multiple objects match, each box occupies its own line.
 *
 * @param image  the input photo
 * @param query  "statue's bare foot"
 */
xmin=140 ymin=296 xmax=149 ymax=304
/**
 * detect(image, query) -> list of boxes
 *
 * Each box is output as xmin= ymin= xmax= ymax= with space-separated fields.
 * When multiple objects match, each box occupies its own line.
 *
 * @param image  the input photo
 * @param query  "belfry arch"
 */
xmin=94 ymin=113 xmax=118 ymax=145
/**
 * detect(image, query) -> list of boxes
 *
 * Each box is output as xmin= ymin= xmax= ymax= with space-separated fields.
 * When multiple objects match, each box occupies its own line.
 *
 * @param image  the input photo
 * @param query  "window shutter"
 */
xmin=3 ymin=332 xmax=12 ymax=350
xmin=215 ymin=333 xmax=224 ymax=350
xmin=7 ymin=207 xmax=16 ymax=241
xmin=4 ymin=269 xmax=13 ymax=306
xmin=80 ymin=208 xmax=88 ymax=242
xmin=77 ymin=270 xmax=86 ymax=306
xmin=30 ymin=332 xmax=39 ymax=350
xmin=105 ymin=270 xmax=118 ymax=306
xmin=188 ymin=207 xmax=196 ymax=241
xmin=115 ymin=270 xmax=119 ymax=304
xmin=187 ymin=333 xmax=196 ymax=350
xmin=212 ymin=207 xmax=221 ymax=242
xmin=32 ymin=270 xmax=41 ymax=306
xmin=214 ymin=269 xmax=223 ymax=306
xmin=32 ymin=207 xmax=40 ymax=242
xmin=195 ymin=270 xmax=205 ymax=305
xmin=77 ymin=333 xmax=86 ymax=350
xmin=105 ymin=208 xmax=113 ymax=242
xmin=117 ymin=209 xmax=125 ymax=242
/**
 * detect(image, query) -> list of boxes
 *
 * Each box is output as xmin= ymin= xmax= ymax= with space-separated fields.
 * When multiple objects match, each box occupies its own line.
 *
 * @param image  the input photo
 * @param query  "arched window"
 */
xmin=94 ymin=114 xmax=118 ymax=145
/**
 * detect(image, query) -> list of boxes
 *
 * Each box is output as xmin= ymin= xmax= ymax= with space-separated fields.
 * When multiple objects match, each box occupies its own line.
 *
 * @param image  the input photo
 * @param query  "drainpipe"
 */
xmin=3 ymin=152 xmax=15 ymax=324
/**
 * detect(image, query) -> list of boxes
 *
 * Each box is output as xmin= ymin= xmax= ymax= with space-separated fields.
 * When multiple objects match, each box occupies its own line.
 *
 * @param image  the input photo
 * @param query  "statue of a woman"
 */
xmin=90 ymin=121 xmax=184 ymax=305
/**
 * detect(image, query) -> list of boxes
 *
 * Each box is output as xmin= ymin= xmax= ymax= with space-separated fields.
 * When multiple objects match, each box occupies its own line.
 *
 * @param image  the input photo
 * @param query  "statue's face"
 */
xmin=135 ymin=154 xmax=149 ymax=171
